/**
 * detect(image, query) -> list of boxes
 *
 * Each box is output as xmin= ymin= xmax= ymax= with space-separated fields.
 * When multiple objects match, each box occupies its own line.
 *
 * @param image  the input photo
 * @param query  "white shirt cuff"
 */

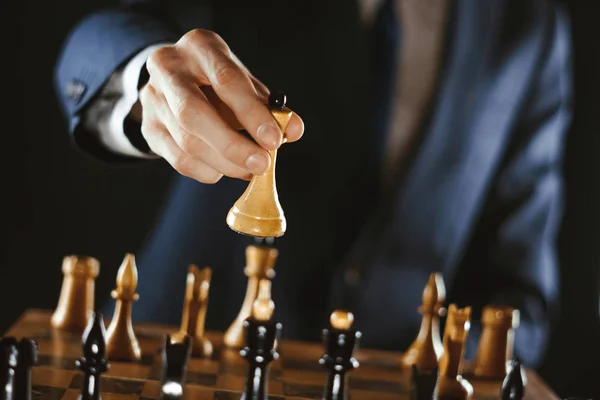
xmin=98 ymin=43 xmax=170 ymax=158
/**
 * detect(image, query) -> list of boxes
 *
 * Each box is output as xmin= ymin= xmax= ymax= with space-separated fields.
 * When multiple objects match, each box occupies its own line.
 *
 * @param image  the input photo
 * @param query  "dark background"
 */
xmin=0 ymin=0 xmax=598 ymax=398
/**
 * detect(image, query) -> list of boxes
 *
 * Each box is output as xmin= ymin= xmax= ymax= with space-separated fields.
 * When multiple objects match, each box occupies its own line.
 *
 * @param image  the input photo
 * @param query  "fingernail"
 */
xmin=257 ymin=124 xmax=281 ymax=149
xmin=245 ymin=153 xmax=269 ymax=174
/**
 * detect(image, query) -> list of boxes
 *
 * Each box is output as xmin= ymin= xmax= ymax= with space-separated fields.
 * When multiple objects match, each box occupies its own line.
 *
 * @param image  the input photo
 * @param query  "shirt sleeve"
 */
xmin=82 ymin=43 xmax=171 ymax=158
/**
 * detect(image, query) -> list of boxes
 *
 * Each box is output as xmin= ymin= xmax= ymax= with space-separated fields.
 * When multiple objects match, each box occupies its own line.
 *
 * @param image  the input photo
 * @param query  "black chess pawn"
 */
xmin=240 ymin=281 xmax=282 ymax=400
xmin=319 ymin=311 xmax=361 ymax=400
xmin=0 ymin=337 xmax=19 ymax=400
xmin=14 ymin=338 xmax=38 ymax=400
xmin=75 ymin=313 xmax=109 ymax=400
xmin=501 ymin=358 xmax=525 ymax=400
xmin=410 ymin=364 xmax=438 ymax=400
xmin=159 ymin=334 xmax=192 ymax=400
xmin=268 ymin=91 xmax=286 ymax=110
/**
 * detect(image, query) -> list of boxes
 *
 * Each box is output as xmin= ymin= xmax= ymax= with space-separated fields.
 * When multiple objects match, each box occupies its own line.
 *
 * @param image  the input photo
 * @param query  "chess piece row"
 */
xmin=402 ymin=273 xmax=523 ymax=400
xmin=54 ymin=282 xmax=360 ymax=400
xmin=49 ymin=252 xmax=214 ymax=362
xmin=51 ymin=254 xmax=147 ymax=361
xmin=410 ymin=358 xmax=525 ymax=400
xmin=410 ymin=303 xmax=516 ymax=400
xmin=49 ymin=239 xmax=280 ymax=360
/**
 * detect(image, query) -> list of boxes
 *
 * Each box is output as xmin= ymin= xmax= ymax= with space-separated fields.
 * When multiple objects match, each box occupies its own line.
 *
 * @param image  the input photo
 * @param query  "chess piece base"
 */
xmin=192 ymin=336 xmax=213 ymax=358
xmin=435 ymin=375 xmax=473 ymax=400
xmin=226 ymin=206 xmax=286 ymax=238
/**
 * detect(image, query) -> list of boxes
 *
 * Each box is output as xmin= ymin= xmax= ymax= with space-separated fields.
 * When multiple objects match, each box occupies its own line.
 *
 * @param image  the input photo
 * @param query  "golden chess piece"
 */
xmin=105 ymin=253 xmax=141 ymax=361
xmin=401 ymin=272 xmax=446 ymax=372
xmin=251 ymin=279 xmax=275 ymax=321
xmin=435 ymin=304 xmax=473 ymax=400
xmin=51 ymin=255 xmax=100 ymax=332
xmin=224 ymin=243 xmax=278 ymax=348
xmin=172 ymin=265 xmax=213 ymax=357
xmin=330 ymin=310 xmax=355 ymax=330
xmin=473 ymin=306 xmax=520 ymax=379
xmin=226 ymin=92 xmax=293 ymax=238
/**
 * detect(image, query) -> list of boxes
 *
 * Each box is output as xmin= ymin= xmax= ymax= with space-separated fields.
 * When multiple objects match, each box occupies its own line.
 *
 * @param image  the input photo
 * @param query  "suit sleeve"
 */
xmin=459 ymin=5 xmax=573 ymax=368
xmin=53 ymin=4 xmax=193 ymax=160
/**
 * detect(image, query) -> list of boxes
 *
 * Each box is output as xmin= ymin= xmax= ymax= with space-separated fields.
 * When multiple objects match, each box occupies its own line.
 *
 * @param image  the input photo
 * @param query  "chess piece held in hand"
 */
xmin=319 ymin=310 xmax=361 ymax=400
xmin=51 ymin=255 xmax=100 ymax=332
xmin=226 ymin=91 xmax=293 ymax=238
xmin=240 ymin=280 xmax=282 ymax=400
xmin=402 ymin=273 xmax=446 ymax=372
xmin=224 ymin=240 xmax=278 ymax=348
xmin=106 ymin=254 xmax=141 ymax=361
xmin=171 ymin=265 xmax=213 ymax=357
xmin=159 ymin=334 xmax=192 ymax=400
xmin=473 ymin=306 xmax=520 ymax=380
xmin=435 ymin=304 xmax=473 ymax=400
xmin=76 ymin=313 xmax=109 ymax=400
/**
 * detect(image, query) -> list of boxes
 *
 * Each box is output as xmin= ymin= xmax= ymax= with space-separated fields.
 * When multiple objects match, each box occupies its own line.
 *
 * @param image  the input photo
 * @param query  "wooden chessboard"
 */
xmin=4 ymin=309 xmax=559 ymax=400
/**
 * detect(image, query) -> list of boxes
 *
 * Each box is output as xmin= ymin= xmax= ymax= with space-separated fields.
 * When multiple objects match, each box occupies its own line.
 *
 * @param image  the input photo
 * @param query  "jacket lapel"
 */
xmin=375 ymin=0 xmax=545 ymax=280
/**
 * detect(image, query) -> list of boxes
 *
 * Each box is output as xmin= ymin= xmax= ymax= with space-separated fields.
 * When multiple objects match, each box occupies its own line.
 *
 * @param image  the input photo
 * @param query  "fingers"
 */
xmin=285 ymin=112 xmax=305 ymax=143
xmin=140 ymin=84 xmax=252 ymax=181
xmin=141 ymin=118 xmax=224 ymax=185
xmin=146 ymin=48 xmax=271 ymax=176
xmin=178 ymin=30 xmax=285 ymax=150
xmin=246 ymin=75 xmax=304 ymax=143
xmin=141 ymin=29 xmax=305 ymax=185
xmin=155 ymin=90 xmax=252 ymax=180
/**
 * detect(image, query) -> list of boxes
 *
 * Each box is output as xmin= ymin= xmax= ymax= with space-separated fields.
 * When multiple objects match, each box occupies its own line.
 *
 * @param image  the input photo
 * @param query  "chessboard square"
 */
xmin=217 ymin=360 xmax=246 ymax=376
xmin=186 ymin=370 xmax=218 ymax=387
xmin=356 ymin=364 xmax=406 ymax=383
xmin=281 ymin=369 xmax=326 ymax=386
xmin=36 ymin=339 xmax=81 ymax=358
xmin=281 ymin=357 xmax=323 ymax=372
xmin=36 ymin=354 xmax=78 ymax=371
xmin=141 ymin=379 xmax=217 ymax=399
xmin=187 ymin=357 xmax=220 ymax=374
xmin=280 ymin=341 xmax=322 ymax=361
xmin=61 ymin=388 xmax=140 ymax=400
xmin=215 ymin=372 xmax=283 ymax=394
xmin=216 ymin=373 xmax=245 ymax=392
xmin=141 ymin=380 xmax=161 ymax=397
xmin=182 ymin=384 xmax=217 ymax=399
xmin=212 ymin=390 xmax=285 ymax=400
xmin=283 ymin=382 xmax=324 ymax=398
xmin=69 ymin=373 xmax=145 ymax=395
xmin=355 ymin=350 xmax=404 ymax=370
xmin=349 ymin=389 xmax=403 ymax=400
xmin=32 ymin=367 xmax=76 ymax=388
xmin=105 ymin=361 xmax=151 ymax=380
xmin=31 ymin=385 xmax=66 ymax=400
xmin=267 ymin=380 xmax=284 ymax=396
xmin=137 ymin=332 xmax=164 ymax=352
xmin=348 ymin=375 xmax=406 ymax=394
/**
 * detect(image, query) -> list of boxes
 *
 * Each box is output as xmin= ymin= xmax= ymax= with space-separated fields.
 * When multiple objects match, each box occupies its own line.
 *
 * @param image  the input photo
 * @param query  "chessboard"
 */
xmin=4 ymin=309 xmax=559 ymax=400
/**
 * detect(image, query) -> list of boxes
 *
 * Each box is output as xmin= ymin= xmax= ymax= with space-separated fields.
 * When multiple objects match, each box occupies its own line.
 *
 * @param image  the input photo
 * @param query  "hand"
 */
xmin=139 ymin=29 xmax=304 ymax=183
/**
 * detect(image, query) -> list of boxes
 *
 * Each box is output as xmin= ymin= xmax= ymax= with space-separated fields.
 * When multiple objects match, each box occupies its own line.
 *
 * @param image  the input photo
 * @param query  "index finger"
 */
xmin=248 ymin=75 xmax=304 ymax=143
xmin=183 ymin=42 xmax=285 ymax=151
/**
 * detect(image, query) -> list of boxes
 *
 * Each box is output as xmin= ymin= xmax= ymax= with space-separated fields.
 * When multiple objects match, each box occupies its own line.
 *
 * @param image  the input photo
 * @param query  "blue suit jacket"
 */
xmin=54 ymin=0 xmax=572 ymax=367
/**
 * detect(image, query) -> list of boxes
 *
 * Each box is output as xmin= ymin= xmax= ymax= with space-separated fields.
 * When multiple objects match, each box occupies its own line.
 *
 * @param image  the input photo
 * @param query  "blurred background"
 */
xmin=0 ymin=0 xmax=597 ymax=398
